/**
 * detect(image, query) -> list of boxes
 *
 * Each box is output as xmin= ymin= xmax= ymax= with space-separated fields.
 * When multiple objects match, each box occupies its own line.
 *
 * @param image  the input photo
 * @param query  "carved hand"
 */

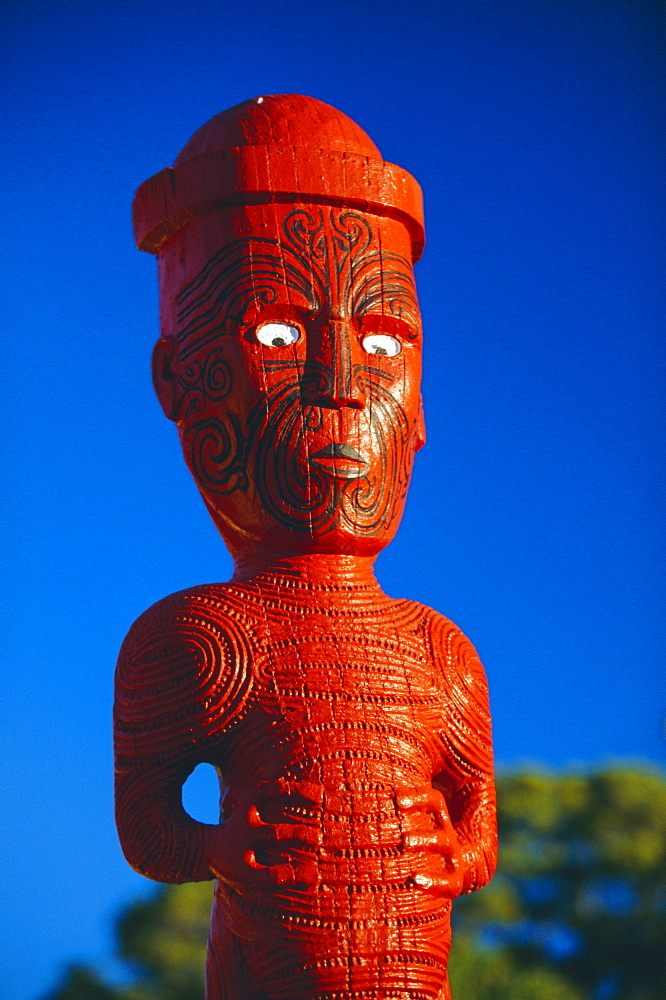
xmin=396 ymin=784 xmax=464 ymax=898
xmin=207 ymin=783 xmax=323 ymax=889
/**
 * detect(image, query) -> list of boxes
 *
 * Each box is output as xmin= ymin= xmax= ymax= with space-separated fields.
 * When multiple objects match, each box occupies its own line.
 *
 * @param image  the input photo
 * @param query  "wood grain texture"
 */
xmin=117 ymin=95 xmax=497 ymax=999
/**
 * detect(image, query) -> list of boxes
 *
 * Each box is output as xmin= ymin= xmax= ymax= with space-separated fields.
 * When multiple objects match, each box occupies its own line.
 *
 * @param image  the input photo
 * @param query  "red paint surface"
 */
xmin=116 ymin=95 xmax=497 ymax=999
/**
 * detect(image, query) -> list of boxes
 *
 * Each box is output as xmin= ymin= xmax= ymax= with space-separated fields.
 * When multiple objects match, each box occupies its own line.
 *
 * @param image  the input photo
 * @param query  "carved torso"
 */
xmin=115 ymin=572 xmax=495 ymax=999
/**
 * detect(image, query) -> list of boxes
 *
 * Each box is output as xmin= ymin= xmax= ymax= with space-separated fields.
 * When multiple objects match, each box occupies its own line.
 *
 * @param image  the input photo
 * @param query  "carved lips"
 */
xmin=309 ymin=443 xmax=369 ymax=479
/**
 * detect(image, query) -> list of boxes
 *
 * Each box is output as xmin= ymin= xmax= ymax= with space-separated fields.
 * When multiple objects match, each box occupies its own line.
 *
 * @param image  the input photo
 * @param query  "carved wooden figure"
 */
xmin=115 ymin=95 xmax=497 ymax=1000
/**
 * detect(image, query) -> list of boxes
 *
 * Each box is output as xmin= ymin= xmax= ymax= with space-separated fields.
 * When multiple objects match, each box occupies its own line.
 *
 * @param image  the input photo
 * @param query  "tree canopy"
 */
xmin=43 ymin=766 xmax=665 ymax=1000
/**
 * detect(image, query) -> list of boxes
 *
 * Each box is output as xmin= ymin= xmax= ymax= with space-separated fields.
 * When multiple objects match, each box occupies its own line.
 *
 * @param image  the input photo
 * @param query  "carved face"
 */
xmin=154 ymin=204 xmax=425 ymax=559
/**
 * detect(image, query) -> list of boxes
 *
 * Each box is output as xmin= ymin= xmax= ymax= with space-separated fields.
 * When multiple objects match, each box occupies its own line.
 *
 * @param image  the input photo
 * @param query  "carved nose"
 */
xmin=306 ymin=321 xmax=366 ymax=409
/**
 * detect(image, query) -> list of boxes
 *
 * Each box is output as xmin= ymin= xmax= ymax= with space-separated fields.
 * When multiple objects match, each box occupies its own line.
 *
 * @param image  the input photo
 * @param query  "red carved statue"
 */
xmin=115 ymin=95 xmax=497 ymax=1000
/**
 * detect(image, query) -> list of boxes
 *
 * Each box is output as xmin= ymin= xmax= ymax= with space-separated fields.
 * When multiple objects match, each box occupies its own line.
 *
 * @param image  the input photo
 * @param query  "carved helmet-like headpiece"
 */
xmin=132 ymin=94 xmax=425 ymax=262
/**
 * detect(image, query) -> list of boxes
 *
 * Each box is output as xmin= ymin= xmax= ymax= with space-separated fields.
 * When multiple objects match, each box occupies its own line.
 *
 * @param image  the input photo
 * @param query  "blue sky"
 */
xmin=2 ymin=1 xmax=664 ymax=997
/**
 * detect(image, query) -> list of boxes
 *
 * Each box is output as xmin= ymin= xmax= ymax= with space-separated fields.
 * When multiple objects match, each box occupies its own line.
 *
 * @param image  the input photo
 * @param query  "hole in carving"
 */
xmin=182 ymin=763 xmax=220 ymax=824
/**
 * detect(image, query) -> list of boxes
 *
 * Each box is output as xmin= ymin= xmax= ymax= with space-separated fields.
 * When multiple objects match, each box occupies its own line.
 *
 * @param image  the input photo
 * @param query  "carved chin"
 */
xmin=247 ymin=381 xmax=415 ymax=542
xmin=182 ymin=371 xmax=418 ymax=546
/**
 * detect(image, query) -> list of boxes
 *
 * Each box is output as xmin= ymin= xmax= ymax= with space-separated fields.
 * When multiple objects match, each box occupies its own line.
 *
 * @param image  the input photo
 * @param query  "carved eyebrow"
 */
xmin=173 ymin=211 xmax=421 ymax=359
xmin=349 ymin=251 xmax=421 ymax=328
xmin=175 ymin=240 xmax=324 ymax=360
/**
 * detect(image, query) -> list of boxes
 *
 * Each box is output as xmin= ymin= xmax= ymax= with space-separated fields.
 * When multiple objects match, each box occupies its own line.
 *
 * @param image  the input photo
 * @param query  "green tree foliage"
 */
xmin=48 ymin=882 xmax=212 ymax=1000
xmin=450 ymin=767 xmax=666 ymax=999
xmin=43 ymin=767 xmax=665 ymax=1000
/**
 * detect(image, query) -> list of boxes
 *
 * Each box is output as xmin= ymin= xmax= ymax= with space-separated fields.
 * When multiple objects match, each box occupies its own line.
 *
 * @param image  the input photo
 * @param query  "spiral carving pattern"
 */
xmin=183 ymin=414 xmax=247 ymax=495
xmin=115 ymin=595 xmax=254 ymax=763
xmin=244 ymin=368 xmax=413 ymax=535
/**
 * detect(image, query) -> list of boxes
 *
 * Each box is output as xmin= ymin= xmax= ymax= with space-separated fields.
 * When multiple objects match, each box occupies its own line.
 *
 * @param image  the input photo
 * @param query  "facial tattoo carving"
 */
xmin=153 ymin=204 xmax=426 ymax=559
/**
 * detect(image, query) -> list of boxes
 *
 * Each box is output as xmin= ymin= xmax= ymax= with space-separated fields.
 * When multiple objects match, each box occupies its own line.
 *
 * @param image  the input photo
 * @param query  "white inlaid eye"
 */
xmin=362 ymin=333 xmax=401 ymax=357
xmin=255 ymin=322 xmax=300 ymax=347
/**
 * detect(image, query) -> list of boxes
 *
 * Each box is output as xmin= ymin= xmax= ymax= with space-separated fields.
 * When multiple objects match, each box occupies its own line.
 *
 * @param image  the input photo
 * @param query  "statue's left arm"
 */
xmin=433 ymin=617 xmax=498 ymax=894
xmin=399 ymin=613 xmax=498 ymax=897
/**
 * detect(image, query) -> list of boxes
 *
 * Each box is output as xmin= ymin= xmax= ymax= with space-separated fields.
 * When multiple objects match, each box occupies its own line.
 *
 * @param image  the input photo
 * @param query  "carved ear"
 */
xmin=151 ymin=337 xmax=179 ymax=422
xmin=415 ymin=394 xmax=426 ymax=451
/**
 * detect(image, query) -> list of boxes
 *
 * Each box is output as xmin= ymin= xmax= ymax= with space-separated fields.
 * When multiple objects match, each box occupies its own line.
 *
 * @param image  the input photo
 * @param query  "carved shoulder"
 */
xmin=114 ymin=586 xmax=255 ymax=767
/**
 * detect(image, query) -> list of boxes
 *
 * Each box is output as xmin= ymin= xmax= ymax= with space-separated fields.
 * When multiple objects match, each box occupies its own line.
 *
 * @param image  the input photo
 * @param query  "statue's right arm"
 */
xmin=114 ymin=750 xmax=218 ymax=884
xmin=113 ymin=593 xmax=253 ymax=884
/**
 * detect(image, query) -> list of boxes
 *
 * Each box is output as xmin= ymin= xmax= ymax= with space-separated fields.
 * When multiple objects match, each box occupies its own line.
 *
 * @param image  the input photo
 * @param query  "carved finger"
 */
xmin=269 ymin=857 xmax=320 ymax=887
xmin=247 ymin=803 xmax=269 ymax=828
xmin=249 ymin=821 xmax=322 ymax=848
xmin=271 ymin=822 xmax=323 ymax=847
xmin=396 ymin=785 xmax=448 ymax=818
xmin=403 ymin=830 xmax=447 ymax=850
xmin=411 ymin=871 xmax=444 ymax=892
xmin=242 ymin=850 xmax=288 ymax=885
xmin=274 ymin=777 xmax=324 ymax=807
xmin=402 ymin=819 xmax=462 ymax=874
xmin=412 ymin=868 xmax=464 ymax=898
xmin=395 ymin=785 xmax=430 ymax=812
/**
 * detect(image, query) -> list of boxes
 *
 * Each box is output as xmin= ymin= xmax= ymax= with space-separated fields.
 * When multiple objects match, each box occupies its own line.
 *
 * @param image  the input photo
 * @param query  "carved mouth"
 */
xmin=309 ymin=443 xmax=369 ymax=479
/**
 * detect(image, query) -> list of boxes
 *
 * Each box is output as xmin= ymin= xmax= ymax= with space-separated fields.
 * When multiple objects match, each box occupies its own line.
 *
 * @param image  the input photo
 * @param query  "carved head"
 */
xmin=134 ymin=96 xmax=426 ymax=561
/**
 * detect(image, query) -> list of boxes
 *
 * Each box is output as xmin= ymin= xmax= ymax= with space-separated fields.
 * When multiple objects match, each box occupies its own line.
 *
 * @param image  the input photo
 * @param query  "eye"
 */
xmin=361 ymin=333 xmax=401 ymax=357
xmin=255 ymin=322 xmax=300 ymax=347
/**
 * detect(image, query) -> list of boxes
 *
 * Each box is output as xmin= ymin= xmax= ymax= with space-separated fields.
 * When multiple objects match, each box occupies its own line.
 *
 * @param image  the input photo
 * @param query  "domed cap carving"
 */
xmin=174 ymin=94 xmax=382 ymax=163
xmin=133 ymin=94 xmax=424 ymax=261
